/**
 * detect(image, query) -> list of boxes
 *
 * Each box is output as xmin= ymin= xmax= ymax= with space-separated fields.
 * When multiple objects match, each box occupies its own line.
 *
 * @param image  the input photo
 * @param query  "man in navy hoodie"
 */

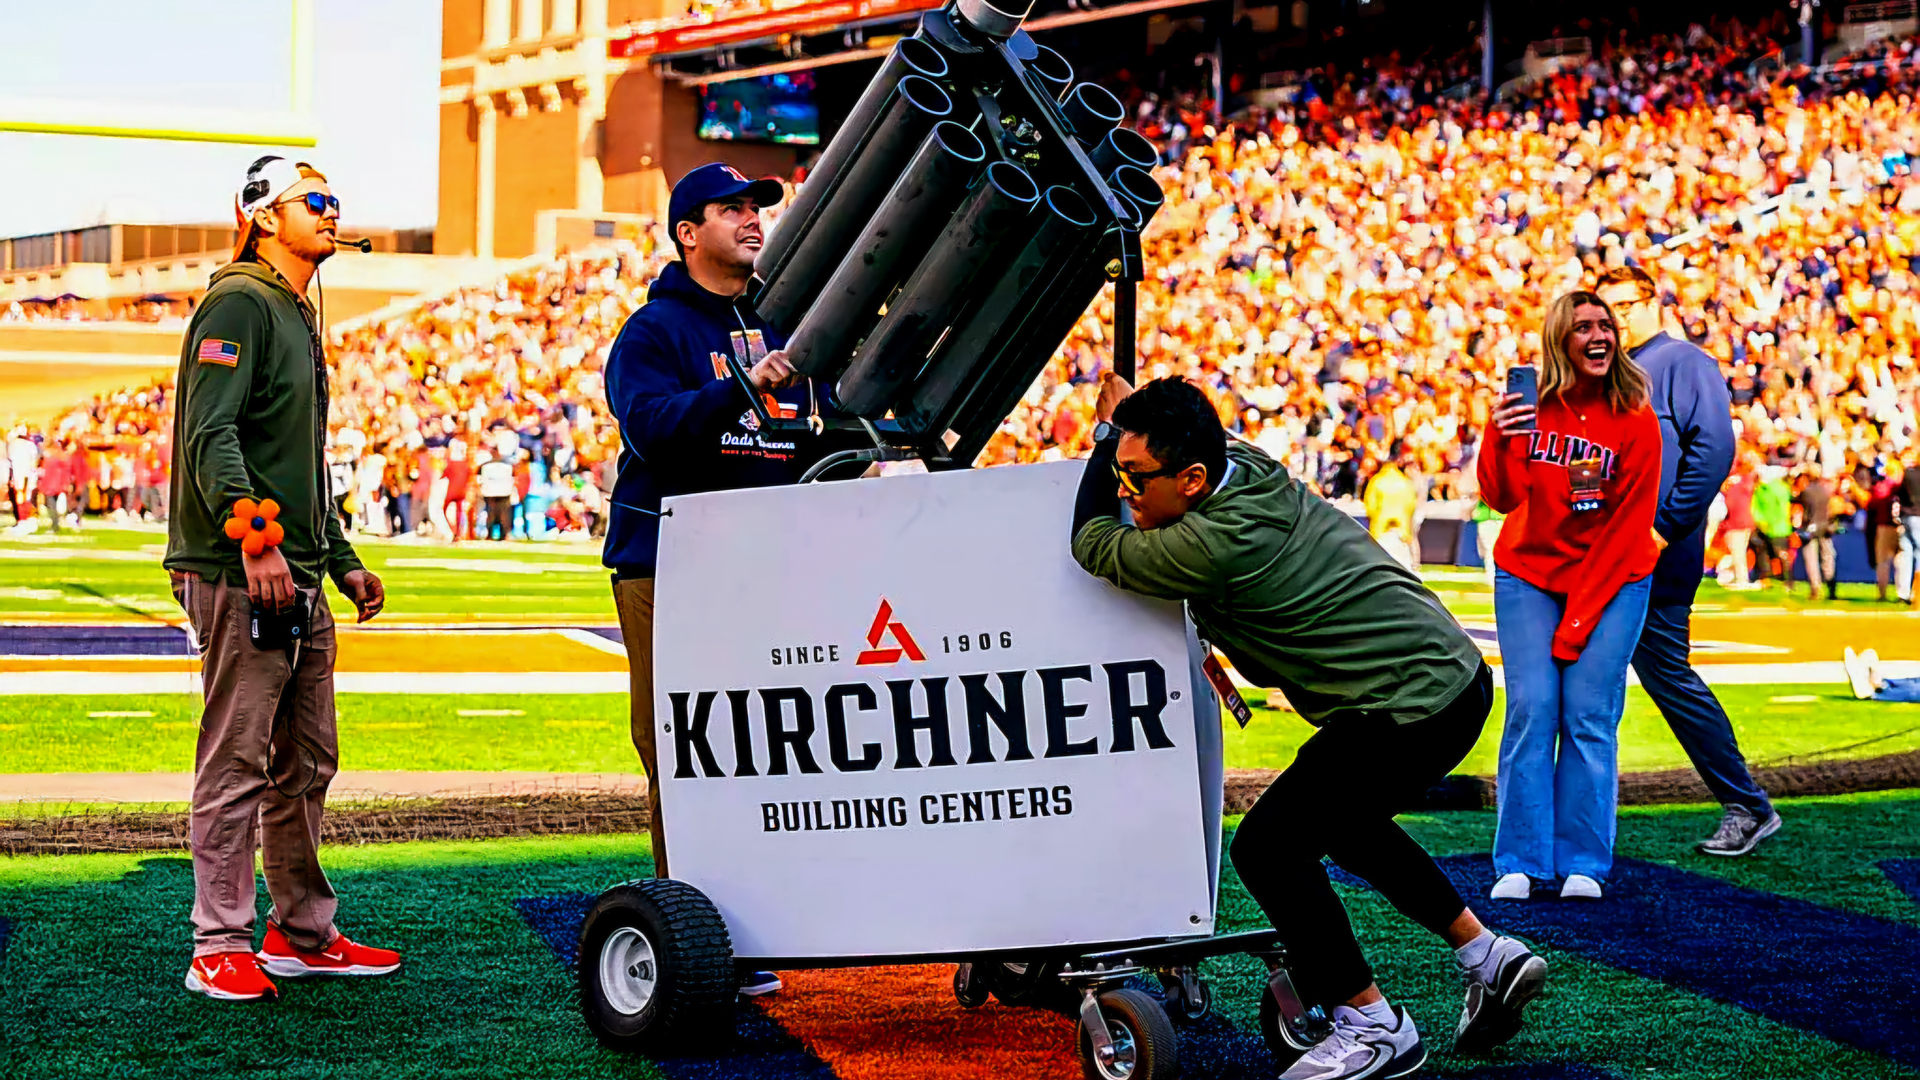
xmin=1597 ymin=266 xmax=1782 ymax=856
xmin=602 ymin=164 xmax=843 ymax=998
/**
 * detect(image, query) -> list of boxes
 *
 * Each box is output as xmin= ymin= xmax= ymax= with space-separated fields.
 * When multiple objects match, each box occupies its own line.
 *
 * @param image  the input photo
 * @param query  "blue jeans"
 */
xmin=1494 ymin=570 xmax=1652 ymax=883
xmin=1875 ymin=676 xmax=1920 ymax=703
xmin=1630 ymin=601 xmax=1775 ymax=817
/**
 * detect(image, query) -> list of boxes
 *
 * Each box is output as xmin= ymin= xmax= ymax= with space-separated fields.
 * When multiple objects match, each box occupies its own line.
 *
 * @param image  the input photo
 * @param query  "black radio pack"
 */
xmin=249 ymin=590 xmax=313 ymax=650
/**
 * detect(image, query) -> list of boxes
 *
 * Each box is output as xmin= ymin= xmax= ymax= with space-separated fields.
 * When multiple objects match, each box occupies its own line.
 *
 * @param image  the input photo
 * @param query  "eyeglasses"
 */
xmin=1112 ymin=457 xmax=1185 ymax=497
xmin=279 ymin=191 xmax=341 ymax=218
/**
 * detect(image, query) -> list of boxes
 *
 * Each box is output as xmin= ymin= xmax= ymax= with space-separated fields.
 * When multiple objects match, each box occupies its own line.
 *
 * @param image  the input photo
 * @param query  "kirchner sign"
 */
xmin=654 ymin=461 xmax=1220 ymax=959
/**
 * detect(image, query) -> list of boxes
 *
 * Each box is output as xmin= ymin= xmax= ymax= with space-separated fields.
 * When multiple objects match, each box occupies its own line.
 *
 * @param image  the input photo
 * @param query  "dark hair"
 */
xmin=1111 ymin=377 xmax=1228 ymax=489
xmin=672 ymin=200 xmax=733 ymax=260
xmin=1594 ymin=264 xmax=1657 ymax=301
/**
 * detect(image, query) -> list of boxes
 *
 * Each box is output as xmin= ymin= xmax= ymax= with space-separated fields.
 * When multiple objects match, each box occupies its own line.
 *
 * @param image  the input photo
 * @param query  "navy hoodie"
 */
xmin=601 ymin=260 xmax=841 ymax=575
xmin=1632 ymin=331 xmax=1735 ymax=605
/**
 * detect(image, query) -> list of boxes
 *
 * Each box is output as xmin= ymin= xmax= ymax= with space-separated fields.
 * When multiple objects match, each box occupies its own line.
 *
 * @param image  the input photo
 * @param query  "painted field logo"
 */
xmin=856 ymin=599 xmax=925 ymax=666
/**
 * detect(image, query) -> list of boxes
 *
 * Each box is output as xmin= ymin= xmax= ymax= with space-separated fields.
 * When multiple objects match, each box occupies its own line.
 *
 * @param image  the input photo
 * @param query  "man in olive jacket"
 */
xmin=164 ymin=157 xmax=395 ymax=1003
xmin=1071 ymin=376 xmax=1544 ymax=1079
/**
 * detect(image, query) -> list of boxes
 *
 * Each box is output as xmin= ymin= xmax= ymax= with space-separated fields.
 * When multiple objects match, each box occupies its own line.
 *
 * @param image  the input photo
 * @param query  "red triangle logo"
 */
xmin=855 ymin=598 xmax=926 ymax=666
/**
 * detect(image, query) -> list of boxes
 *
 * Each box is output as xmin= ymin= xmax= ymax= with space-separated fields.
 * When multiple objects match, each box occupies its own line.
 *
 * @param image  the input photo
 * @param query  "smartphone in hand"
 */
xmin=1504 ymin=365 xmax=1539 ymax=431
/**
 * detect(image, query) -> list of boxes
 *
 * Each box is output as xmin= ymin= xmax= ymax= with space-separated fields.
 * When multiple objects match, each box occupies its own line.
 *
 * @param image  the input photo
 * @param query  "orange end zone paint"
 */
xmin=756 ymin=965 xmax=1081 ymax=1080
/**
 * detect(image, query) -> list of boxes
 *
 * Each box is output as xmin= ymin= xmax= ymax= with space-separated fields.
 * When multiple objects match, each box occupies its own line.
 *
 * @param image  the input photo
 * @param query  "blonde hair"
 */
xmin=1540 ymin=291 xmax=1650 ymax=414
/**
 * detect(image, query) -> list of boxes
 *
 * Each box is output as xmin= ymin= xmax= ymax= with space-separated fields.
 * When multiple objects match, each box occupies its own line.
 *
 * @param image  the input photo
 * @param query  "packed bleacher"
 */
xmin=9 ymin=16 xmax=1920 ymax=555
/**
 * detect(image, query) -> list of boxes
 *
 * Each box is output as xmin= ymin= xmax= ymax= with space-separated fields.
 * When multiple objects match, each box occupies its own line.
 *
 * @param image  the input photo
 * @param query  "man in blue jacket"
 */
xmin=1598 ymin=267 xmax=1781 ymax=856
xmin=602 ymin=163 xmax=844 ymax=997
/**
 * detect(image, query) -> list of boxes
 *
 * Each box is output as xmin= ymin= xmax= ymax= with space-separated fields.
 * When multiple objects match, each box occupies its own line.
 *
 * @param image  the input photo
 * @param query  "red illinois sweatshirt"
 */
xmin=1476 ymin=381 xmax=1662 ymax=661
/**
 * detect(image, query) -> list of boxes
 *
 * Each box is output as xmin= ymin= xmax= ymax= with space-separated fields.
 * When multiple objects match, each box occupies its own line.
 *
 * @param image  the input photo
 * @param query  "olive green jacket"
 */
xmin=163 ymin=261 xmax=363 ymax=589
xmin=1073 ymin=441 xmax=1483 ymax=726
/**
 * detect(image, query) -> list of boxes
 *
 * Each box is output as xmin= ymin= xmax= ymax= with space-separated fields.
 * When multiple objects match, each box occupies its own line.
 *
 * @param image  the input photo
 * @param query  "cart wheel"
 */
xmin=988 ymin=959 xmax=1053 ymax=1006
xmin=1078 ymin=987 xmax=1179 ymax=1080
xmin=953 ymin=963 xmax=990 ymax=1009
xmin=1171 ymin=977 xmax=1212 ymax=1022
xmin=1257 ymin=988 xmax=1329 ymax=1072
xmin=578 ymin=878 xmax=735 ymax=1053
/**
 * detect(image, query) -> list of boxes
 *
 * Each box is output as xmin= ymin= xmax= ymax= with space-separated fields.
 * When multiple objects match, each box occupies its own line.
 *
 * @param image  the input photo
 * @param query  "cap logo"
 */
xmin=720 ymin=165 xmax=749 ymax=183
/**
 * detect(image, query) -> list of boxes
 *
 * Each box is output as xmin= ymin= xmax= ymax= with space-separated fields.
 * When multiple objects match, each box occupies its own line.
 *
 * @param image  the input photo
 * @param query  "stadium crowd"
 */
xmin=9 ymin=16 xmax=1920 ymax=585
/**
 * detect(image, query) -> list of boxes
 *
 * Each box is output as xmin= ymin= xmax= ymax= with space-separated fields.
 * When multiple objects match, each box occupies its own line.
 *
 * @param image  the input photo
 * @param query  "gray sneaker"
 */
xmin=1697 ymin=805 xmax=1782 ymax=857
xmin=1280 ymin=1004 xmax=1425 ymax=1080
xmin=1455 ymin=936 xmax=1547 ymax=1055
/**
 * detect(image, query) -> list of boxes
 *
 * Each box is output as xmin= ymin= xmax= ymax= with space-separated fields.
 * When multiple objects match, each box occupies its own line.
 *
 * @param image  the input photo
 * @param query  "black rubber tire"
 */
xmin=1172 ymin=977 xmax=1212 ymax=1023
xmin=953 ymin=964 xmax=990 ymax=1009
xmin=986 ymin=959 xmax=1055 ymax=1006
xmin=578 ymin=878 xmax=735 ymax=1053
xmin=1078 ymin=987 xmax=1179 ymax=1080
xmin=1257 ymin=988 xmax=1313 ymax=1073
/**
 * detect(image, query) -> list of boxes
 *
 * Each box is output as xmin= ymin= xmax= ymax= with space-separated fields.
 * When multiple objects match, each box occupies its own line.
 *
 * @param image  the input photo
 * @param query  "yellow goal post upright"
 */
xmin=0 ymin=0 xmax=317 ymax=146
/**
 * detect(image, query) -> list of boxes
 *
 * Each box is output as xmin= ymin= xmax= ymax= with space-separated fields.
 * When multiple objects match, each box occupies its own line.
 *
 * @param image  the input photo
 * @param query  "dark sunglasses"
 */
xmin=279 ymin=191 xmax=341 ymax=217
xmin=1112 ymin=457 xmax=1185 ymax=497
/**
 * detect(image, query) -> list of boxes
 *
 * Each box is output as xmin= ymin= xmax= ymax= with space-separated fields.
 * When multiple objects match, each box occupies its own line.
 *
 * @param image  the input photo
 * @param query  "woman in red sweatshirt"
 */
xmin=1477 ymin=290 xmax=1661 ymax=903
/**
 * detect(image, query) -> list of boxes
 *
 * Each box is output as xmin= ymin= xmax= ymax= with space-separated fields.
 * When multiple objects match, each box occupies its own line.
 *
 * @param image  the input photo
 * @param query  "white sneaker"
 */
xmin=1863 ymin=649 xmax=1882 ymax=688
xmin=1279 ymin=1004 xmax=1426 ymax=1080
xmin=1843 ymin=647 xmax=1874 ymax=700
xmin=1489 ymin=873 xmax=1530 ymax=900
xmin=1561 ymin=874 xmax=1603 ymax=900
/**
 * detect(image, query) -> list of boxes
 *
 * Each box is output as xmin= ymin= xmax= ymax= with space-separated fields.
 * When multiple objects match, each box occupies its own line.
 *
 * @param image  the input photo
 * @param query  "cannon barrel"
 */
xmin=1061 ymin=82 xmax=1124 ymax=144
xmin=834 ymin=161 xmax=1042 ymax=418
xmin=754 ymin=74 xmax=953 ymax=332
xmin=895 ymin=184 xmax=1099 ymax=437
xmin=784 ymin=123 xmax=988 ymax=381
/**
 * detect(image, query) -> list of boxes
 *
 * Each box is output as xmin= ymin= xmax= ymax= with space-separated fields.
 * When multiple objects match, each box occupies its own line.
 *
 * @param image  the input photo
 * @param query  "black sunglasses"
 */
xmin=1112 ymin=457 xmax=1185 ymax=497
xmin=279 ymin=191 xmax=341 ymax=218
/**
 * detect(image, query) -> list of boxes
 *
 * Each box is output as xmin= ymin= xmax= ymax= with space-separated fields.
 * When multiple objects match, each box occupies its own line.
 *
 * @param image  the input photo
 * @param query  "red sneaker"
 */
xmin=257 ymin=922 xmax=402 ymax=977
xmin=185 ymin=951 xmax=278 ymax=1002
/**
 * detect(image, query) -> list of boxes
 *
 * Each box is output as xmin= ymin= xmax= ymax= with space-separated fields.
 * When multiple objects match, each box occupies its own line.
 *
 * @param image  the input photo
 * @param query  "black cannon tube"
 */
xmin=1026 ymin=44 xmax=1073 ymax=100
xmin=944 ymin=199 xmax=1139 ymax=463
xmin=1090 ymin=126 xmax=1158 ymax=173
xmin=895 ymin=184 xmax=1098 ymax=436
xmin=834 ymin=161 xmax=1042 ymax=418
xmin=753 ymin=37 xmax=950 ymax=288
xmin=1060 ymin=82 xmax=1125 ymax=144
xmin=784 ymin=123 xmax=988 ymax=380
xmin=1107 ymin=164 xmax=1165 ymax=225
xmin=754 ymin=75 xmax=954 ymax=332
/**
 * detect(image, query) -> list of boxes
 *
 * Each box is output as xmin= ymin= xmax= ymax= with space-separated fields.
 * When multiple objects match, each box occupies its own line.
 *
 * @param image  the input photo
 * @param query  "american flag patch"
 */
xmin=196 ymin=339 xmax=239 ymax=366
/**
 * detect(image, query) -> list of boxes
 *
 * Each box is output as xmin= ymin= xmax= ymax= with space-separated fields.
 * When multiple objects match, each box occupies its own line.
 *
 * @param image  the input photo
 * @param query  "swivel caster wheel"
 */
xmin=953 ymin=962 xmax=990 ymax=1009
xmin=1078 ymin=987 xmax=1178 ymax=1080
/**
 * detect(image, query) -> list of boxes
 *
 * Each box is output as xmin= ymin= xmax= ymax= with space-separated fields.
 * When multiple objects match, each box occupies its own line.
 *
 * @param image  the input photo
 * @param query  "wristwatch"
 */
xmin=1092 ymin=421 xmax=1116 ymax=443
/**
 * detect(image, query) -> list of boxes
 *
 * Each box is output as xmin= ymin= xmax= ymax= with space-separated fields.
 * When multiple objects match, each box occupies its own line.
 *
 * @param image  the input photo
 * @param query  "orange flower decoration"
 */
xmin=224 ymin=498 xmax=284 ymax=557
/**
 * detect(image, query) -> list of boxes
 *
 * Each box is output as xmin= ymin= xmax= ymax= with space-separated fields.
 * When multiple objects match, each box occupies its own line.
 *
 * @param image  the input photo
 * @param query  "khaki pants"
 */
xmin=172 ymin=571 xmax=340 ymax=957
xmin=612 ymin=576 xmax=666 ymax=877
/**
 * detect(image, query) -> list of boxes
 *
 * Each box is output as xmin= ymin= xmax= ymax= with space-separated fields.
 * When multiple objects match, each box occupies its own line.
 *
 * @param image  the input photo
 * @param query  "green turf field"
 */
xmin=1 ymin=683 xmax=1914 ymax=777
xmin=4 ymin=524 xmax=1913 ymax=623
xmin=0 ymin=694 xmax=631 ymax=774
xmin=0 ymin=792 xmax=1913 ymax=1079
xmin=3 ymin=682 xmax=1917 ymax=781
xmin=0 ymin=525 xmax=616 ymax=623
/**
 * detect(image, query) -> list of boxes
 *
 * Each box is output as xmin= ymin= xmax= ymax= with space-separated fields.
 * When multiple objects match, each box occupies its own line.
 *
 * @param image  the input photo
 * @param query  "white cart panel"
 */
xmin=654 ymin=461 xmax=1218 ymax=959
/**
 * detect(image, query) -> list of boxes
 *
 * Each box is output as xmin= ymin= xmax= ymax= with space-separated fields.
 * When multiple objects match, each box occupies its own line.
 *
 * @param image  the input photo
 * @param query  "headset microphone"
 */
xmin=338 ymin=237 xmax=374 ymax=252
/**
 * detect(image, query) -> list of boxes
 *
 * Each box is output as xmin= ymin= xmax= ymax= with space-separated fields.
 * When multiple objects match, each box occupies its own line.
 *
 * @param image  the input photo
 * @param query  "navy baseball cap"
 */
xmin=668 ymin=163 xmax=785 ymax=229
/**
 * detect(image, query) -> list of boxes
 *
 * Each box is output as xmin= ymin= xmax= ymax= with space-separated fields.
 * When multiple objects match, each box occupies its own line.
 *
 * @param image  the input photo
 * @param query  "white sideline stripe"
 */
xmin=0 ymin=672 xmax=631 ymax=695
xmin=1224 ymin=660 xmax=1920 ymax=694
